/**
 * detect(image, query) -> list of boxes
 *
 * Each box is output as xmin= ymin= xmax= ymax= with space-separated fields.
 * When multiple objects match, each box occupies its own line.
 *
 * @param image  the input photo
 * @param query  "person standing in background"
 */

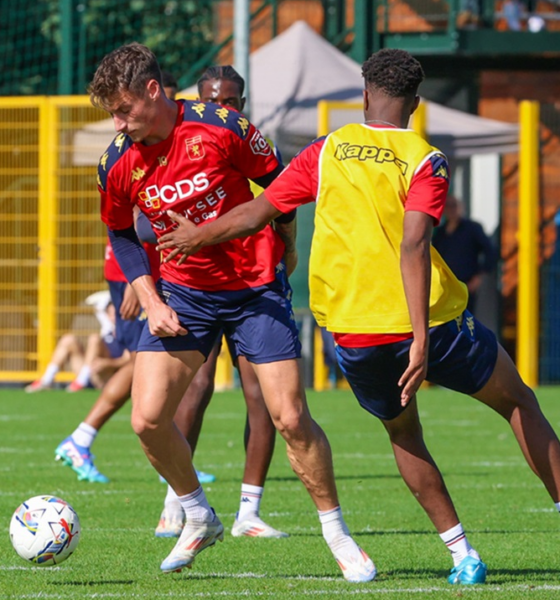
xmin=432 ymin=195 xmax=497 ymax=314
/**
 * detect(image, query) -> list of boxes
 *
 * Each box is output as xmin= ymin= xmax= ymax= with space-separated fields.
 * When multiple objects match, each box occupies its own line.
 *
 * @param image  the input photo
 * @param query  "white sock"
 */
xmin=165 ymin=484 xmax=180 ymax=506
xmin=555 ymin=501 xmax=560 ymax=513
xmin=74 ymin=365 xmax=91 ymax=386
xmin=177 ymin=486 xmax=212 ymax=522
xmin=41 ymin=363 xmax=59 ymax=385
xmin=71 ymin=422 xmax=98 ymax=449
xmin=237 ymin=484 xmax=263 ymax=521
xmin=318 ymin=506 xmax=350 ymax=545
xmin=439 ymin=523 xmax=479 ymax=567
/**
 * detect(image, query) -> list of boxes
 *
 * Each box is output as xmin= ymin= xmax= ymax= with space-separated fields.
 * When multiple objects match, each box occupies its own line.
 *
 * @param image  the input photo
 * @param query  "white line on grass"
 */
xmin=6 ymin=583 xmax=560 ymax=598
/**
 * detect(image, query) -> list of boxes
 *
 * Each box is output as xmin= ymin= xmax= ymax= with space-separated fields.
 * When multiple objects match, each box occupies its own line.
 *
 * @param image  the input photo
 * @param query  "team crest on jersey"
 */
xmin=430 ymin=154 xmax=449 ymax=180
xmin=186 ymin=136 xmax=205 ymax=161
xmin=250 ymin=131 xmax=272 ymax=156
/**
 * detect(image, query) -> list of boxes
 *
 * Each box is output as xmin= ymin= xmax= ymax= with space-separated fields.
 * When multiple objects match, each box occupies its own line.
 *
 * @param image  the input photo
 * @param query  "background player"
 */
xmin=90 ymin=43 xmax=374 ymax=581
xmin=54 ymin=212 xmax=160 ymax=483
xmin=157 ymin=48 xmax=560 ymax=586
xmin=25 ymin=290 xmax=126 ymax=393
xmin=156 ymin=65 xmax=294 ymax=540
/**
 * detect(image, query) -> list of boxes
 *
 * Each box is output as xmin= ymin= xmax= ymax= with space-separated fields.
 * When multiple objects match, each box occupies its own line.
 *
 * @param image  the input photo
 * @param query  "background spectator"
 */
xmin=432 ymin=195 xmax=497 ymax=315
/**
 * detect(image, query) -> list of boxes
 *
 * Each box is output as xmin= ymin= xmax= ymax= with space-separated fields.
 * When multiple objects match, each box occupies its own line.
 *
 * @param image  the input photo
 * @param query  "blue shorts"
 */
xmin=336 ymin=311 xmax=498 ymax=421
xmin=108 ymin=280 xmax=147 ymax=353
xmin=137 ymin=274 xmax=301 ymax=364
xmin=221 ymin=261 xmax=297 ymax=362
xmin=102 ymin=332 xmax=125 ymax=359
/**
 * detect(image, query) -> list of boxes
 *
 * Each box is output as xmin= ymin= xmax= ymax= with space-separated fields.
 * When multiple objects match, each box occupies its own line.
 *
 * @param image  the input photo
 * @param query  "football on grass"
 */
xmin=9 ymin=495 xmax=80 ymax=566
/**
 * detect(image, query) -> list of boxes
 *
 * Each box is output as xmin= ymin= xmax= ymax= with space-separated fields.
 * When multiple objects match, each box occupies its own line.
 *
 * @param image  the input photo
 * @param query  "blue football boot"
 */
xmin=55 ymin=437 xmax=109 ymax=483
xmin=448 ymin=555 xmax=487 ymax=585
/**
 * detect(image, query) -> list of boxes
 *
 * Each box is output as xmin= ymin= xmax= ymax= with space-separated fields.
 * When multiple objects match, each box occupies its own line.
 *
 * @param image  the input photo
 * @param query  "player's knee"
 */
xmin=499 ymin=384 xmax=541 ymax=421
xmin=59 ymin=333 xmax=79 ymax=349
xmin=271 ymin=406 xmax=308 ymax=442
xmin=130 ymin=408 xmax=160 ymax=439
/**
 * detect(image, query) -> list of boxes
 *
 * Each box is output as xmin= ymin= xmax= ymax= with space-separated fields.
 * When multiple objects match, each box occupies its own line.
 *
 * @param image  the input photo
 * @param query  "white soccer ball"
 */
xmin=9 ymin=495 xmax=80 ymax=566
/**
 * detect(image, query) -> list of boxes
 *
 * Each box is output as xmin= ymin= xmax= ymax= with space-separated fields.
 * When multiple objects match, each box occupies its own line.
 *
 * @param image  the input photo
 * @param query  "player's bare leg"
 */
xmin=239 ymin=356 xmax=276 ymax=487
xmin=382 ymin=397 xmax=485 ymax=582
xmin=154 ymin=346 xmax=219 ymax=538
xmin=472 ymin=344 xmax=560 ymax=502
xmin=27 ymin=334 xmax=85 ymax=392
xmin=54 ymin=334 xmax=86 ymax=374
xmin=252 ymin=358 xmax=375 ymax=582
xmin=173 ymin=343 xmax=220 ymax=454
xmin=132 ymin=350 xmax=224 ymax=573
xmin=84 ymin=357 xmax=135 ymax=430
xmin=382 ymin=397 xmax=461 ymax=531
xmin=131 ymin=350 xmax=204 ymax=494
xmin=54 ymin=357 xmax=134 ymax=483
xmin=252 ymin=359 xmax=337 ymax=510
xmin=84 ymin=334 xmax=115 ymax=389
xmin=231 ymin=356 xmax=287 ymax=538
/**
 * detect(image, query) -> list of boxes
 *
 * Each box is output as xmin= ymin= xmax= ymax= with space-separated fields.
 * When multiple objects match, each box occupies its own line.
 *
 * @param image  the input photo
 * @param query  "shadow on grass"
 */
xmin=377 ymin=567 xmax=560 ymax=583
xmin=266 ymin=473 xmax=402 ymax=482
xmin=484 ymin=568 xmax=560 ymax=583
xmin=49 ymin=580 xmax=134 ymax=586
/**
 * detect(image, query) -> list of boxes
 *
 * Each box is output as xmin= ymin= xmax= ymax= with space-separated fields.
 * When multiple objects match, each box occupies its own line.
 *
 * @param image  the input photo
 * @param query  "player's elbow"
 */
xmin=401 ymin=236 xmax=430 ymax=258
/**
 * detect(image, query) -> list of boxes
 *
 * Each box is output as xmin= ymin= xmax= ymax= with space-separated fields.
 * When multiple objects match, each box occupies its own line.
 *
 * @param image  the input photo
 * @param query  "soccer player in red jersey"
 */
xmin=158 ymin=48 xmax=560 ymax=585
xmin=156 ymin=65 xmax=293 ymax=540
xmin=89 ymin=43 xmax=374 ymax=581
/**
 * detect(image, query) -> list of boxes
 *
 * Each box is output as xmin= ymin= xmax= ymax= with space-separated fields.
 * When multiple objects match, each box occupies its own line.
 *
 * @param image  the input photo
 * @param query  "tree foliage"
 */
xmin=0 ymin=0 xmax=215 ymax=96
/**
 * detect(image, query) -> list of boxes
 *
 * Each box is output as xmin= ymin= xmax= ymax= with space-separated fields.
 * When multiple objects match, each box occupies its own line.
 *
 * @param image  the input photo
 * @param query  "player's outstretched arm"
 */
xmin=157 ymin=192 xmax=282 ymax=265
xmin=274 ymin=219 xmax=298 ymax=276
xmin=398 ymin=210 xmax=432 ymax=405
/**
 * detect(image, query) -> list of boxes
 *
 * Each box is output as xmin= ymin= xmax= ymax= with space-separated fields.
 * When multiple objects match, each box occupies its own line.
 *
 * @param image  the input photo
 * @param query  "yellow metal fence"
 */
xmin=0 ymin=96 xmax=108 ymax=383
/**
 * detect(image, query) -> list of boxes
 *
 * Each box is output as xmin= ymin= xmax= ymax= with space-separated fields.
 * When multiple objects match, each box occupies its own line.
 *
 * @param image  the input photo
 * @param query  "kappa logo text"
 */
xmin=335 ymin=143 xmax=408 ymax=175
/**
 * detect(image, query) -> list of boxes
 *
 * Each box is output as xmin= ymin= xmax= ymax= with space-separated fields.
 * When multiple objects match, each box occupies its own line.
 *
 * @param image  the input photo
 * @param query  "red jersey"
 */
xmin=98 ymin=100 xmax=284 ymax=291
xmin=104 ymin=239 xmax=161 ymax=283
xmin=265 ymin=125 xmax=449 ymax=347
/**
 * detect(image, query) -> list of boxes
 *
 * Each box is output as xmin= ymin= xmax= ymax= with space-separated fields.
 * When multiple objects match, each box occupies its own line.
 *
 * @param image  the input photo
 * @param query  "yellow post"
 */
xmin=214 ymin=336 xmax=234 ymax=391
xmin=317 ymin=100 xmax=330 ymax=137
xmin=412 ymin=100 xmax=428 ymax=140
xmin=314 ymin=326 xmax=329 ymax=391
xmin=37 ymin=98 xmax=59 ymax=374
xmin=517 ymin=100 xmax=540 ymax=387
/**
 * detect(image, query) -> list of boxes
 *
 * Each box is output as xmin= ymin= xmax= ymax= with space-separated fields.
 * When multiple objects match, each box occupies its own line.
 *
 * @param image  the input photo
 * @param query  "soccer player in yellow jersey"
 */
xmin=157 ymin=48 xmax=560 ymax=586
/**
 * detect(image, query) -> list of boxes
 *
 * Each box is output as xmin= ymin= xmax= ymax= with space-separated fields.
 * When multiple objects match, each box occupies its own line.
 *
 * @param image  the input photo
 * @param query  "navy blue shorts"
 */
xmin=222 ymin=261 xmax=296 ymax=362
xmin=137 ymin=274 xmax=301 ymax=364
xmin=336 ymin=311 xmax=498 ymax=421
xmin=102 ymin=332 xmax=125 ymax=359
xmin=108 ymin=280 xmax=147 ymax=353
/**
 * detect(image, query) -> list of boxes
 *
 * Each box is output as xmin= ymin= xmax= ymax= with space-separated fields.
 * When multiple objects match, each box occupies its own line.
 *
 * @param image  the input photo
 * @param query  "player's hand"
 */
xmin=398 ymin=338 xmax=428 ymax=407
xmin=120 ymin=284 xmax=141 ymax=320
xmin=145 ymin=300 xmax=187 ymax=338
xmin=156 ymin=211 xmax=202 ymax=265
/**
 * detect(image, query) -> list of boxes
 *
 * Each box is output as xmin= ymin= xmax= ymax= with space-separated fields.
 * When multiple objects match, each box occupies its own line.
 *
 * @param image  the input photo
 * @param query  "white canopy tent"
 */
xmin=73 ymin=20 xmax=518 ymax=166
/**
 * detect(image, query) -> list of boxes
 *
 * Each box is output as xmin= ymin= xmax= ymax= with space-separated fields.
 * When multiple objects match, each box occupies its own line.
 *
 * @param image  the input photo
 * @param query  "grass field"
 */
xmin=1 ymin=385 xmax=560 ymax=599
